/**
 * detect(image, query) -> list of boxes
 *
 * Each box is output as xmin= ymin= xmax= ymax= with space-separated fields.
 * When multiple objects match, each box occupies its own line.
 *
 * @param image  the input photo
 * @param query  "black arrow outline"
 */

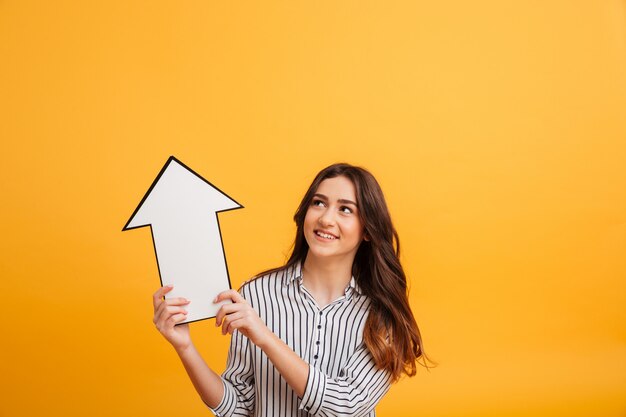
xmin=122 ymin=155 xmax=243 ymax=324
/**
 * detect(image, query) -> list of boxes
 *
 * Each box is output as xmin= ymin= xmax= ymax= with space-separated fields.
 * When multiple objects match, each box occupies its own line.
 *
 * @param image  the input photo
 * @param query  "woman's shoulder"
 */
xmin=238 ymin=264 xmax=294 ymax=295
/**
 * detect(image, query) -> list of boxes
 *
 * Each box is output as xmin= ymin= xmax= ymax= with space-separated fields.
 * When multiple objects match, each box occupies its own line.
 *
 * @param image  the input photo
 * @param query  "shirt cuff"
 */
xmin=299 ymin=364 xmax=327 ymax=415
xmin=207 ymin=378 xmax=236 ymax=417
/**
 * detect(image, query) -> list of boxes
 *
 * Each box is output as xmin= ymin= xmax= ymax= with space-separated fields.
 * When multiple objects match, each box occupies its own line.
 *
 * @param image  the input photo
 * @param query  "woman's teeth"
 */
xmin=316 ymin=231 xmax=336 ymax=240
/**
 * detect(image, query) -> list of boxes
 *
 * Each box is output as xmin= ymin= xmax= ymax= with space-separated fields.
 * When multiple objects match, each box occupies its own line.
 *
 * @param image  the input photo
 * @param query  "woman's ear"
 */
xmin=363 ymin=233 xmax=371 ymax=242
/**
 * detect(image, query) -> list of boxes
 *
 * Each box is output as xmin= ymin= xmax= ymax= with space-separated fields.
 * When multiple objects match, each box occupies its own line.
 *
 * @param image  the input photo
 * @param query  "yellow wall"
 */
xmin=1 ymin=1 xmax=625 ymax=416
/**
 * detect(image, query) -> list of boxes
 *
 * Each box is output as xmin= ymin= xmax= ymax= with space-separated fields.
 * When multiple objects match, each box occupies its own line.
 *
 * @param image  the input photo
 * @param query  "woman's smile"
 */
xmin=314 ymin=229 xmax=338 ymax=241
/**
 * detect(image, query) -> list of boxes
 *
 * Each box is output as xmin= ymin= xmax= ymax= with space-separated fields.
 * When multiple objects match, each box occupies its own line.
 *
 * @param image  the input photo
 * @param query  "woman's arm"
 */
xmin=215 ymin=289 xmax=392 ymax=417
xmin=152 ymin=286 xmax=224 ymax=408
xmin=257 ymin=330 xmax=309 ymax=396
xmin=175 ymin=344 xmax=225 ymax=408
xmin=298 ymin=342 xmax=392 ymax=416
xmin=215 ymin=289 xmax=310 ymax=397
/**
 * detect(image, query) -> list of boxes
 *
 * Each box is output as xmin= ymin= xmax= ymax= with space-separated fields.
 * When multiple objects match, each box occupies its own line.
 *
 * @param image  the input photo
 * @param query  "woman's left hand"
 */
xmin=214 ymin=289 xmax=273 ymax=347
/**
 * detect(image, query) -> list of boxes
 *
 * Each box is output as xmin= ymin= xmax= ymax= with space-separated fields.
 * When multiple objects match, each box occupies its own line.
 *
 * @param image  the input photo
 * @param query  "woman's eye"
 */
xmin=340 ymin=206 xmax=352 ymax=214
xmin=312 ymin=199 xmax=325 ymax=207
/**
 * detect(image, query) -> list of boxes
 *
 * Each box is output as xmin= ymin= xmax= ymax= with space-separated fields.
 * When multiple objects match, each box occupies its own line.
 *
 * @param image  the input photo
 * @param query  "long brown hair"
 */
xmin=253 ymin=163 xmax=435 ymax=382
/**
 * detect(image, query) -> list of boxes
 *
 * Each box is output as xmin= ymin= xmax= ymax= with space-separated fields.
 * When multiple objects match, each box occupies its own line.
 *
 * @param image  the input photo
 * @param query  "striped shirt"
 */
xmin=208 ymin=262 xmax=392 ymax=417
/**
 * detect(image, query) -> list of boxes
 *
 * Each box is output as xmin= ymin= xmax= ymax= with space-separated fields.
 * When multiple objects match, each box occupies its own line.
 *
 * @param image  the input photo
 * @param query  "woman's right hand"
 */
xmin=152 ymin=285 xmax=192 ymax=352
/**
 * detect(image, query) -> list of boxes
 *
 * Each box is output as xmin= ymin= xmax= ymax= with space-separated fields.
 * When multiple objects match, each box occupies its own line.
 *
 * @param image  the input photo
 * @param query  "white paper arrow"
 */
xmin=123 ymin=156 xmax=243 ymax=324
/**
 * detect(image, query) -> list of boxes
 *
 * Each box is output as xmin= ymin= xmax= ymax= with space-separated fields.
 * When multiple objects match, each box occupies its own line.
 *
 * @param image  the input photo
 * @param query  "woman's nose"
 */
xmin=318 ymin=209 xmax=336 ymax=226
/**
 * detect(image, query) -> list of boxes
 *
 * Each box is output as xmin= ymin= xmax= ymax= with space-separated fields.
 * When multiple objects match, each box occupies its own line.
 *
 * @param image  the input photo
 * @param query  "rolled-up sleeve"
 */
xmin=208 ymin=309 xmax=255 ymax=416
xmin=299 ymin=343 xmax=392 ymax=417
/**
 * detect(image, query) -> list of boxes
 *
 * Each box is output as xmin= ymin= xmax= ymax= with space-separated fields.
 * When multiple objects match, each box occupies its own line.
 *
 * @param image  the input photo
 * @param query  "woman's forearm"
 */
xmin=175 ymin=343 xmax=225 ymax=409
xmin=257 ymin=331 xmax=310 ymax=397
xmin=213 ymin=289 xmax=311 ymax=398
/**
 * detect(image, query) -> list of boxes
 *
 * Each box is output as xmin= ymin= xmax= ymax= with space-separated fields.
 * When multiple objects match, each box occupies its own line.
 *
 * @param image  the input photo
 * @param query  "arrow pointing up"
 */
xmin=123 ymin=156 xmax=243 ymax=324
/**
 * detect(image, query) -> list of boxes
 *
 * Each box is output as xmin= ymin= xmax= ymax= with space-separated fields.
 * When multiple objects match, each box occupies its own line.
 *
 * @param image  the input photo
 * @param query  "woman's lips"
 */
xmin=314 ymin=230 xmax=338 ymax=240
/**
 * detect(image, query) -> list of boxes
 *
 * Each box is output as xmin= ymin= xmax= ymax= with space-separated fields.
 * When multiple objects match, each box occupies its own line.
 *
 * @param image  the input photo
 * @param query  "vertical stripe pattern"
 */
xmin=208 ymin=262 xmax=392 ymax=417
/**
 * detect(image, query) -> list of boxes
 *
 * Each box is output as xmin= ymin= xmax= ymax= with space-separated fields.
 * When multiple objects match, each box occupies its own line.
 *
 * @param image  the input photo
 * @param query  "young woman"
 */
xmin=152 ymin=163 xmax=433 ymax=416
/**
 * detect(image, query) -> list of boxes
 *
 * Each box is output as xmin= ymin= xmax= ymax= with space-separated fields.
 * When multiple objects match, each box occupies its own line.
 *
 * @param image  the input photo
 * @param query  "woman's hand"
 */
xmin=152 ymin=285 xmax=192 ymax=352
xmin=214 ymin=289 xmax=273 ymax=348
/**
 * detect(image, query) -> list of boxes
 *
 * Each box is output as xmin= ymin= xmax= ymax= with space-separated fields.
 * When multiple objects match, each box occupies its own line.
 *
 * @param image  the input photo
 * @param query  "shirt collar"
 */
xmin=282 ymin=261 xmax=362 ymax=296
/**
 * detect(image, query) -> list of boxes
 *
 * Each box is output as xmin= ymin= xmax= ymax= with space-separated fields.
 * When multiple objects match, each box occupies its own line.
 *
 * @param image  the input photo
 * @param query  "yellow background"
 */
xmin=1 ymin=1 xmax=625 ymax=416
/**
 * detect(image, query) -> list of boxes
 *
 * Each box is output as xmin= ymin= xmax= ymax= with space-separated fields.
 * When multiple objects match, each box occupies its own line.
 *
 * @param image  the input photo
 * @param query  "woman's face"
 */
xmin=303 ymin=175 xmax=366 ymax=262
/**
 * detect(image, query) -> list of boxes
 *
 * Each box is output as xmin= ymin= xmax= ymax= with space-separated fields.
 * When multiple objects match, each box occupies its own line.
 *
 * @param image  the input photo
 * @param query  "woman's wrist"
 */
xmin=255 ymin=327 xmax=278 ymax=351
xmin=175 ymin=341 xmax=196 ymax=357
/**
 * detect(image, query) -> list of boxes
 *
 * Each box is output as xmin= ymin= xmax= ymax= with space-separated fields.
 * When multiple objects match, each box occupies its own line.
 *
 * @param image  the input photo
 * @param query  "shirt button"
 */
xmin=319 ymin=311 xmax=323 ymax=315
xmin=314 ymin=355 xmax=318 ymax=359
xmin=316 ymin=341 xmax=320 ymax=345
xmin=317 ymin=325 xmax=322 ymax=329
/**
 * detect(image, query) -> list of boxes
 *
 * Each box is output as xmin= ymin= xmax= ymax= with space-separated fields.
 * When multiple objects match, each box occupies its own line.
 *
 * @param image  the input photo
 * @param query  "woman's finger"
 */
xmin=220 ymin=311 xmax=244 ymax=335
xmin=152 ymin=285 xmax=173 ymax=309
xmin=154 ymin=297 xmax=183 ymax=325
xmin=153 ymin=301 xmax=164 ymax=325
xmin=156 ymin=305 xmax=188 ymax=327
xmin=157 ymin=307 xmax=188 ymax=330
xmin=153 ymin=296 xmax=169 ymax=323
xmin=215 ymin=302 xmax=242 ymax=326
xmin=164 ymin=297 xmax=190 ymax=306
xmin=224 ymin=317 xmax=247 ymax=335
xmin=167 ymin=312 xmax=189 ymax=327
xmin=215 ymin=289 xmax=246 ymax=304
xmin=166 ymin=306 xmax=188 ymax=316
